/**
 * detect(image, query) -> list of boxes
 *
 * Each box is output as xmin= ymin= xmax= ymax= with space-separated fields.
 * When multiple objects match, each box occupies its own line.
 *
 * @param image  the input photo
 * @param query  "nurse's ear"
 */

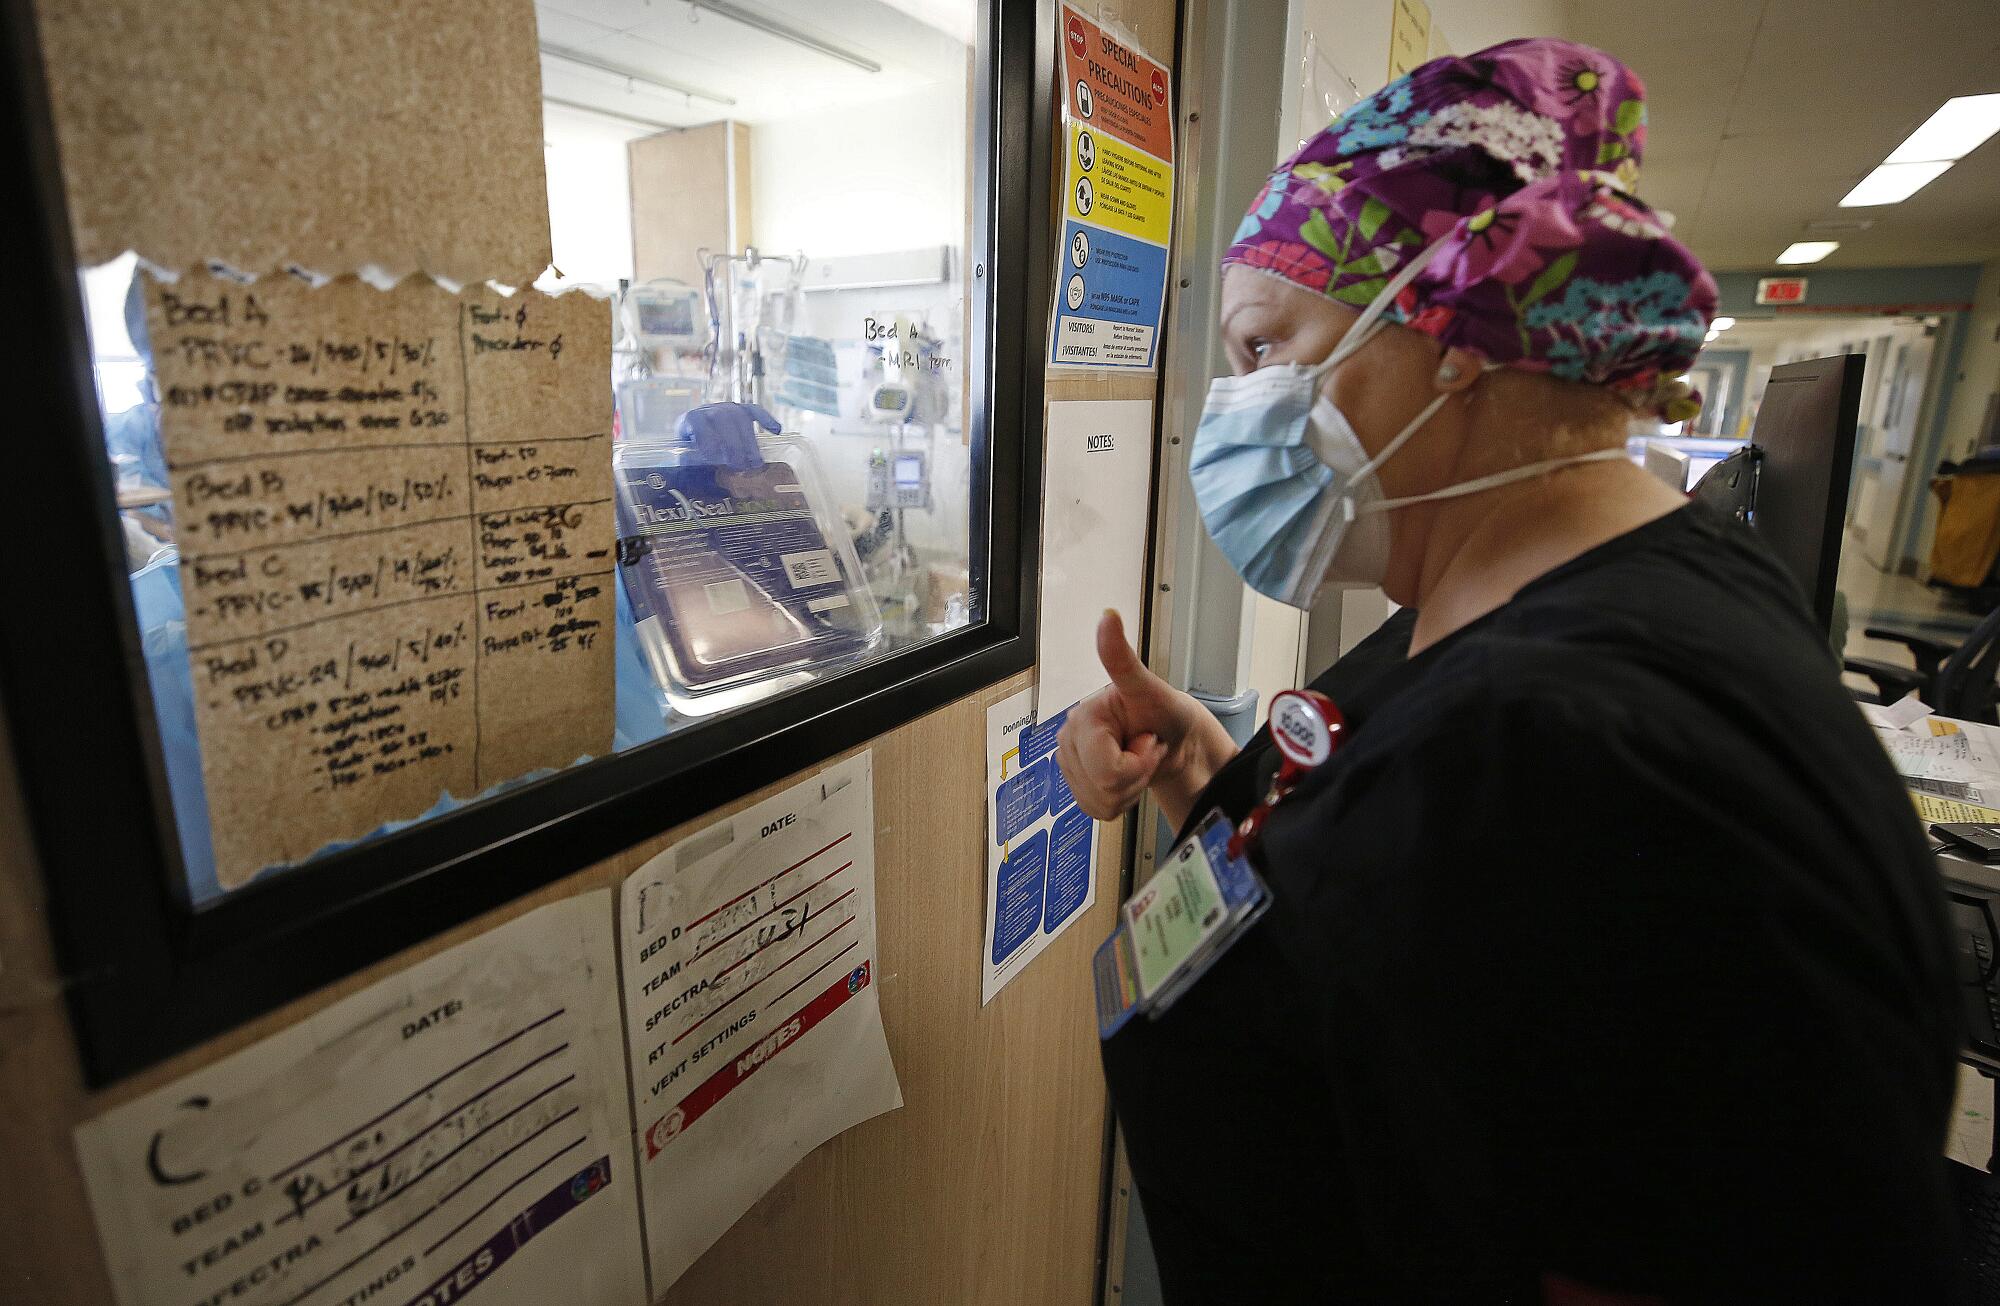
xmin=1432 ymin=347 xmax=1483 ymax=395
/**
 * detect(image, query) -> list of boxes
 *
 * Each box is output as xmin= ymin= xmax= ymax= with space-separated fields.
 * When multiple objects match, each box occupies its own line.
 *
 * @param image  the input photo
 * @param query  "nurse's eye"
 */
xmin=1250 ymin=339 xmax=1274 ymax=365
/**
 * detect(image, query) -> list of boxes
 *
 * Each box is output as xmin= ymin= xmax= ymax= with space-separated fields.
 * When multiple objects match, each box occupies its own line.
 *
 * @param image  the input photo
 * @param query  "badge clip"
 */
xmin=1229 ymin=689 xmax=1343 ymax=860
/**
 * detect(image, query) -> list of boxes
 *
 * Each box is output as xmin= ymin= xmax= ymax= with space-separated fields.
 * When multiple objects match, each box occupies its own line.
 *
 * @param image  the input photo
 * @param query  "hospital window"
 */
xmin=19 ymin=0 xmax=1043 ymax=1079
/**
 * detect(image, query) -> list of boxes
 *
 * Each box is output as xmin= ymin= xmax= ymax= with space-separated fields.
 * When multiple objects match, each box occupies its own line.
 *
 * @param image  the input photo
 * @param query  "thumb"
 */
xmin=1095 ymin=609 xmax=1155 ymax=692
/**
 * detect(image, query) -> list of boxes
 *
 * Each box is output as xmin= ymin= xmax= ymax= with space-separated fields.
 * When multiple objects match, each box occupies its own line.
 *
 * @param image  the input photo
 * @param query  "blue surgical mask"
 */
xmin=1191 ymin=243 xmax=1624 ymax=607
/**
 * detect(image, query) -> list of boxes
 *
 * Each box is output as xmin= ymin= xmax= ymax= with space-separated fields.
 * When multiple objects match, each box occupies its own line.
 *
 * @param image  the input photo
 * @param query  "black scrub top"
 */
xmin=1102 ymin=504 xmax=1960 ymax=1304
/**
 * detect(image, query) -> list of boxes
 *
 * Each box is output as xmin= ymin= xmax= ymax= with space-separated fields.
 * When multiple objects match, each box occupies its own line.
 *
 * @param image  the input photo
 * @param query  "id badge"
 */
xmin=1092 ymin=810 xmax=1271 ymax=1039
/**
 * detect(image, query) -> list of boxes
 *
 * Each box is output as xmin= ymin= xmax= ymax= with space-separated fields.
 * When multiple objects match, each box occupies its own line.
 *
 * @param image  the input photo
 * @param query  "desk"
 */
xmin=1937 ymin=849 xmax=2000 ymax=1180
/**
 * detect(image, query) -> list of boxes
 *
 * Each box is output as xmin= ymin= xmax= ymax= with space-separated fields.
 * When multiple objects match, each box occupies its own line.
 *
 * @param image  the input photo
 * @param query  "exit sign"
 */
xmin=1756 ymin=277 xmax=1809 ymax=305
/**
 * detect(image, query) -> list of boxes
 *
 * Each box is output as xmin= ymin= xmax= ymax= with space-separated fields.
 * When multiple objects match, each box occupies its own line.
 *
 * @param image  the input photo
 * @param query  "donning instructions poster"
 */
xmin=983 ymin=687 xmax=1097 ymax=1003
xmin=74 ymin=756 xmax=899 ymax=1306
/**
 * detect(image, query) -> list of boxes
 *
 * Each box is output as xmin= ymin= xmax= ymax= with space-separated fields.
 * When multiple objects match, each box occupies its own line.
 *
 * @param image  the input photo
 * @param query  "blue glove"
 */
xmin=676 ymin=402 xmax=780 ymax=470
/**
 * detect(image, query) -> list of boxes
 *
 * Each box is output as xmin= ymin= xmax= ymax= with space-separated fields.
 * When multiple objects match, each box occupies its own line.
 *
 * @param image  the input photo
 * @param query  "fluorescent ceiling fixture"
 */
xmin=1839 ymin=160 xmax=1952 ymax=207
xmin=1775 ymin=240 xmax=1840 ymax=264
xmin=1887 ymin=93 xmax=2000 ymax=163
xmin=687 ymin=1 xmax=883 ymax=73
xmin=1711 ymin=316 xmax=1736 ymax=331
xmin=541 ymin=44 xmax=738 ymax=108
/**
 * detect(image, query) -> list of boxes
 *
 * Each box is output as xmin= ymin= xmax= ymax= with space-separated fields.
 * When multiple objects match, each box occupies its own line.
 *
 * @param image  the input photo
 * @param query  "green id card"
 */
xmin=1125 ymin=829 xmax=1230 ymax=999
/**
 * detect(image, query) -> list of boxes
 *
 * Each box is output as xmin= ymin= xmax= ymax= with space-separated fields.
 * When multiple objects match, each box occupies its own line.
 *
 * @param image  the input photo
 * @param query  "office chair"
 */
xmin=1847 ymin=604 xmax=2000 ymax=723
xmin=1689 ymin=445 xmax=1758 ymax=524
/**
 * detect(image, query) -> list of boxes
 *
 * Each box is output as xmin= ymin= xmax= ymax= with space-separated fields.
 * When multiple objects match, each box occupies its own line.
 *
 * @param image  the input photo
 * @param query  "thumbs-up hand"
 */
xmin=1055 ymin=611 xmax=1237 ymax=828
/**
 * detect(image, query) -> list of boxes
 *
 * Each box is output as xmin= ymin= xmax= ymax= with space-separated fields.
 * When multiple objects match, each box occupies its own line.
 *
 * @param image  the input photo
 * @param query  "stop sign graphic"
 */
xmin=1067 ymin=14 xmax=1086 ymax=56
xmin=1150 ymin=69 xmax=1167 ymax=104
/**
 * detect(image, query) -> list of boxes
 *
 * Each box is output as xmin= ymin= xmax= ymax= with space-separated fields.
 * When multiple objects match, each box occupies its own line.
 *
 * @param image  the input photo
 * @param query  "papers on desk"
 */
xmin=1870 ymin=712 xmax=2000 ymax=819
xmin=1950 ymin=1063 xmax=1995 ymax=1173
xmin=1859 ymin=695 xmax=1933 ymax=732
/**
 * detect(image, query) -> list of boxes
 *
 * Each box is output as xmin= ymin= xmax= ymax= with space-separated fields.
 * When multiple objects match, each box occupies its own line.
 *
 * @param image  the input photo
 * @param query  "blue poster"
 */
xmin=1043 ymin=805 xmax=1093 ymax=932
xmin=1050 ymin=219 xmax=1170 ymax=371
xmin=992 ymin=829 xmax=1049 ymax=965
xmin=1020 ymin=705 xmax=1068 ymax=767
xmin=984 ymin=689 xmax=1100 ymax=1001
xmin=995 ymin=755 xmax=1054 ymax=845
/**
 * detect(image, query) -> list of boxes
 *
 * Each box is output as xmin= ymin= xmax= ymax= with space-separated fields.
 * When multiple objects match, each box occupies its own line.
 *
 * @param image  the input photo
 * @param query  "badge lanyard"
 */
xmin=1093 ymin=690 xmax=1344 ymax=1039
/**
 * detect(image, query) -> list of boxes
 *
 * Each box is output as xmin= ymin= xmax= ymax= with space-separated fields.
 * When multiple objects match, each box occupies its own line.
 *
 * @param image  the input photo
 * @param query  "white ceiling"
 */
xmin=534 ymin=0 xmax=971 ymax=135
xmin=1708 ymin=314 xmax=1935 ymax=349
xmin=1561 ymin=0 xmax=2000 ymax=271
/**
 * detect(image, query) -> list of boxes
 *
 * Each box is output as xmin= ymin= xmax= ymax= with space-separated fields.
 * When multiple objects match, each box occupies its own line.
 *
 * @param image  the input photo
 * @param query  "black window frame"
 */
xmin=0 ymin=0 xmax=1055 ymax=1086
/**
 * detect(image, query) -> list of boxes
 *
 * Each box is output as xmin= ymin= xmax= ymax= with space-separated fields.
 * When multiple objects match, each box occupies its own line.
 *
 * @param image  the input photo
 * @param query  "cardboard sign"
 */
xmin=37 ymin=0 xmax=551 ymax=284
xmin=150 ymin=272 xmax=616 ymax=886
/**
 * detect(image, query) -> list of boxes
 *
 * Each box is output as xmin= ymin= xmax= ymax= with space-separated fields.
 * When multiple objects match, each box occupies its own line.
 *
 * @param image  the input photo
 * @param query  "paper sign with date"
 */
xmin=618 ymin=751 xmax=900 ymax=1286
xmin=74 ymin=894 xmax=646 ymax=1306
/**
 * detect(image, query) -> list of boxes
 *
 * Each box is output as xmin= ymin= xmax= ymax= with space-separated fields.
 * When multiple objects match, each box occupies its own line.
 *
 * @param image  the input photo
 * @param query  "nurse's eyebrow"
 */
xmin=1218 ymin=301 xmax=1255 ymax=333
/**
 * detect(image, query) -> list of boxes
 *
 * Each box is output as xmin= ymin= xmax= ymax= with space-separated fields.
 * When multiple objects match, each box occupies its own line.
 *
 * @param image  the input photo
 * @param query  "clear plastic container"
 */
xmin=613 ymin=430 xmax=882 ymax=718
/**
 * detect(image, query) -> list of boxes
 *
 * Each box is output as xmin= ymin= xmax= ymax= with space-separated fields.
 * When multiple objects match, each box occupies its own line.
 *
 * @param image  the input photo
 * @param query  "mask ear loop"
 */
xmin=1336 ymin=355 xmax=1502 ymax=486
xmin=1284 ymin=236 xmax=1452 ymax=602
xmin=1304 ymin=236 xmax=1455 ymax=486
xmin=1368 ymin=445 xmax=1629 ymax=513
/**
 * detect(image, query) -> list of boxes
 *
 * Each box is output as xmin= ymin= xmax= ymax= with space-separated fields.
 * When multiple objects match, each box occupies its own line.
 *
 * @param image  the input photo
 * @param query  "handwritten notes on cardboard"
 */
xmin=149 ymin=272 xmax=614 ymax=886
xmin=36 ymin=0 xmax=552 ymax=283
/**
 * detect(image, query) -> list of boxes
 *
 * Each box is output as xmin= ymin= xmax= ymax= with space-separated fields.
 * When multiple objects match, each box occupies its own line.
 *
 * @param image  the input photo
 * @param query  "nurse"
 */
xmin=1058 ymin=38 xmax=1958 ymax=1303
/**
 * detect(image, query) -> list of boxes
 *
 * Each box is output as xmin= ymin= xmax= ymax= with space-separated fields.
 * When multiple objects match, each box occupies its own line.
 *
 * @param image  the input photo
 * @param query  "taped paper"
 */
xmin=75 ymin=893 xmax=646 ymax=1306
xmin=1035 ymin=399 xmax=1154 ymax=719
xmin=619 ymin=752 xmax=900 ymax=1291
xmin=983 ymin=688 xmax=1097 ymax=1002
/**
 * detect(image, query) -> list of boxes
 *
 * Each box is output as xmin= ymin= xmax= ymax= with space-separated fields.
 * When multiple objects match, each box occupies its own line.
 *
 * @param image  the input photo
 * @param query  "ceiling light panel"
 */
xmin=1775 ymin=241 xmax=1840 ymax=265
xmin=1886 ymin=93 xmax=2000 ymax=164
xmin=1838 ymin=161 xmax=1952 ymax=207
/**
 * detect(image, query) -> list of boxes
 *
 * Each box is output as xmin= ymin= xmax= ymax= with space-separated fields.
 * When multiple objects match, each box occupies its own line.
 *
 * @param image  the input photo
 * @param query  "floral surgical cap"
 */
xmin=1223 ymin=38 xmax=1717 ymax=420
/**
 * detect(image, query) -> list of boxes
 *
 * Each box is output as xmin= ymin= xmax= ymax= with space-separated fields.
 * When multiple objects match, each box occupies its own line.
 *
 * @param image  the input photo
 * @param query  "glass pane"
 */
xmin=72 ymin=1 xmax=984 ymax=903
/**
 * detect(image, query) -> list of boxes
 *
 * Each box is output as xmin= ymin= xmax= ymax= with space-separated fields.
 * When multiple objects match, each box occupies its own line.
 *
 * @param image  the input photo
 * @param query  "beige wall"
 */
xmin=1940 ymin=259 xmax=2000 ymax=462
xmin=629 ymin=121 xmax=752 ymax=287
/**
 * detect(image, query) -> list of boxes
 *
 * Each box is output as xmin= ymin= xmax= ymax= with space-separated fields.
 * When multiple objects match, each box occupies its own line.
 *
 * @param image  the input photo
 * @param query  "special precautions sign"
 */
xmin=1050 ymin=3 xmax=1174 ymax=372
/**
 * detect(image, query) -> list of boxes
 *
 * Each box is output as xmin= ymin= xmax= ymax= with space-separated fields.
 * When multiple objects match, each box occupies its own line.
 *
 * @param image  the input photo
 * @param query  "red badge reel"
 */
xmin=1230 ymin=689 xmax=1344 ymax=859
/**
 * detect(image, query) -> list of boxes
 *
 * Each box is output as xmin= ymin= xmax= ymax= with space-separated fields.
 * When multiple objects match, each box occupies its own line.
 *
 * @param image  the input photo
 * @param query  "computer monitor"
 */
xmin=1643 ymin=440 xmax=1693 ymax=491
xmin=1745 ymin=354 xmax=1866 ymax=631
